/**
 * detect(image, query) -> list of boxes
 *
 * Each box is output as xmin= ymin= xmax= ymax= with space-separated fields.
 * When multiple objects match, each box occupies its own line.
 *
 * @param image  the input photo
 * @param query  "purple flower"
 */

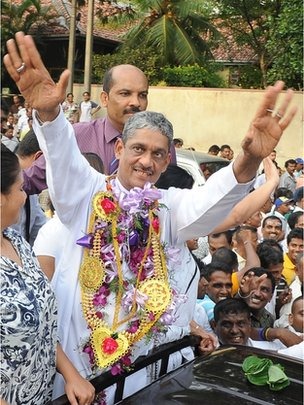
xmin=122 ymin=286 xmax=148 ymax=312
xmin=164 ymin=246 xmax=181 ymax=266
xmin=118 ymin=183 xmax=161 ymax=214
xmin=83 ymin=344 xmax=95 ymax=365
xmin=111 ymin=363 xmax=123 ymax=375
xmin=127 ymin=320 xmax=140 ymax=334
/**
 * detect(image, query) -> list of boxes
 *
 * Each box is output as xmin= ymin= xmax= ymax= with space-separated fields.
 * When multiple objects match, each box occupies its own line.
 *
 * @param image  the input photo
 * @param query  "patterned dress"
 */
xmin=0 ymin=228 xmax=57 ymax=404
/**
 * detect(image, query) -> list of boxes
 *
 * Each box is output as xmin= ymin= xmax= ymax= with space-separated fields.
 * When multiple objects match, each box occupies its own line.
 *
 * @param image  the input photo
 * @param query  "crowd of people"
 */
xmin=1 ymin=32 xmax=303 ymax=405
xmin=1 ymin=90 xmax=101 ymax=155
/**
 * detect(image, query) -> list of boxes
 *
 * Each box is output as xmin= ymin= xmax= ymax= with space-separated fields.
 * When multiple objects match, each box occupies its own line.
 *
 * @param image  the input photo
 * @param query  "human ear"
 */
xmin=288 ymin=313 xmax=293 ymax=326
xmin=114 ymin=138 xmax=124 ymax=159
xmin=100 ymin=91 xmax=109 ymax=107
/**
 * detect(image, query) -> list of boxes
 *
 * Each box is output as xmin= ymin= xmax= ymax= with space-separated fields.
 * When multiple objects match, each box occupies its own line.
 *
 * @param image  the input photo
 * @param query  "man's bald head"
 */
xmin=103 ymin=64 xmax=148 ymax=93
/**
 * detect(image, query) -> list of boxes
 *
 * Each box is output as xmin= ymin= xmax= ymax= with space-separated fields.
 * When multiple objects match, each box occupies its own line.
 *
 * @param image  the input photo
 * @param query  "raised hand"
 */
xmin=3 ymin=32 xmax=70 ymax=121
xmin=263 ymin=156 xmax=280 ymax=186
xmin=232 ymin=81 xmax=297 ymax=183
xmin=241 ymin=81 xmax=297 ymax=159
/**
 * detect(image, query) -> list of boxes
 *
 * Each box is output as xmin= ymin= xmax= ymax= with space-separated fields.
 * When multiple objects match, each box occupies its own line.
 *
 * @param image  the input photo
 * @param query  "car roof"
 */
xmin=176 ymin=148 xmax=229 ymax=163
xmin=119 ymin=346 xmax=303 ymax=404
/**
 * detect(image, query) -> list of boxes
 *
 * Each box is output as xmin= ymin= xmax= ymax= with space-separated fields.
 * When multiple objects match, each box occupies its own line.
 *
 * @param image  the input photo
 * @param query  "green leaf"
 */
xmin=267 ymin=364 xmax=290 ymax=391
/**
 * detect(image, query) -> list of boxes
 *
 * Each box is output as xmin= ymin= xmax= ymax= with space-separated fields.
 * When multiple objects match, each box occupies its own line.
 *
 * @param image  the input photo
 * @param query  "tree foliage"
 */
xmin=213 ymin=0 xmax=282 ymax=87
xmin=266 ymin=0 xmax=303 ymax=89
xmin=97 ymin=0 xmax=220 ymax=66
xmin=92 ymin=46 xmax=162 ymax=85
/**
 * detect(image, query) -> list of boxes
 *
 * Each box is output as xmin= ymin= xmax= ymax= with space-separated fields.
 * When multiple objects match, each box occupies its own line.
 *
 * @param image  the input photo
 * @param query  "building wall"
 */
xmin=74 ymin=84 xmax=303 ymax=167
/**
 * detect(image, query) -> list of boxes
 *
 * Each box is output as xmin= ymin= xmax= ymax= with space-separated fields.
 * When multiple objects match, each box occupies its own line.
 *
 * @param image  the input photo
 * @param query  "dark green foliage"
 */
xmin=161 ymin=65 xmax=226 ymax=88
xmin=266 ymin=0 xmax=303 ymax=90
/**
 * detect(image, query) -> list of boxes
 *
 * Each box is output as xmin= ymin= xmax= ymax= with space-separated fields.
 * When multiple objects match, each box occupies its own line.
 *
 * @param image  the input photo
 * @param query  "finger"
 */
xmin=18 ymin=33 xmax=50 ymax=76
xmin=279 ymin=104 xmax=297 ymax=131
xmin=275 ymin=88 xmax=294 ymax=117
xmin=5 ymin=36 xmax=23 ymax=68
xmin=4 ymin=39 xmax=24 ymax=82
xmin=253 ymin=81 xmax=285 ymax=120
xmin=57 ymin=70 xmax=71 ymax=100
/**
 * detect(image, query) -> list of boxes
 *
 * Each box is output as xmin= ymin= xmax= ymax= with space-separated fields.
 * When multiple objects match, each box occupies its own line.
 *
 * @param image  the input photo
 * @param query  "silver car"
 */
xmin=176 ymin=149 xmax=230 ymax=187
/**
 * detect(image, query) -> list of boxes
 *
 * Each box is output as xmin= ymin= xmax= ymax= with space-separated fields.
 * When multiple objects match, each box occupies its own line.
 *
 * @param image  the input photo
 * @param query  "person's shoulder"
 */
xmin=73 ymin=117 xmax=106 ymax=135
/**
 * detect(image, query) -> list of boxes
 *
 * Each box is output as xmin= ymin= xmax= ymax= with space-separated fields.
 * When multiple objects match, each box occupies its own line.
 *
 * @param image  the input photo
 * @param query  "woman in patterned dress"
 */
xmin=0 ymin=144 xmax=95 ymax=404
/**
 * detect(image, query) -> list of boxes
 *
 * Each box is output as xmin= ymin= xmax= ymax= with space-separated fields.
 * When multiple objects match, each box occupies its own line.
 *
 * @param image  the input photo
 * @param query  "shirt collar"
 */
xmin=104 ymin=116 xmax=122 ymax=143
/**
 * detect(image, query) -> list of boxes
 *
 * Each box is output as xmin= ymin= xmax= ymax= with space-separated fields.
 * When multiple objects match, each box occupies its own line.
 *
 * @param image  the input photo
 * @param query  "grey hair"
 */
xmin=122 ymin=111 xmax=173 ymax=149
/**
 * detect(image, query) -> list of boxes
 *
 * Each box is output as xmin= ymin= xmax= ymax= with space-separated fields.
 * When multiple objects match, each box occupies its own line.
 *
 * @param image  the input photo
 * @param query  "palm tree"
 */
xmin=1 ymin=0 xmax=56 ymax=91
xmin=115 ymin=0 xmax=220 ymax=66
xmin=1 ymin=0 xmax=55 ymax=46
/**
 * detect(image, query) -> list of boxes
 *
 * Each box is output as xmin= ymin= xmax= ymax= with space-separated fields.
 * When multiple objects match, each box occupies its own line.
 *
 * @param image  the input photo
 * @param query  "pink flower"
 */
xmin=102 ymin=337 xmax=118 ymax=354
xmin=151 ymin=217 xmax=160 ymax=233
xmin=100 ymin=198 xmax=116 ymax=214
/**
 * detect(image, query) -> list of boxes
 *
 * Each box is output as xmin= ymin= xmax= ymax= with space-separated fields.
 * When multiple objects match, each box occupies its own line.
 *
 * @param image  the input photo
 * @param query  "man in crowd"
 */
xmin=198 ymin=262 xmax=233 ymax=324
xmin=279 ymin=159 xmax=297 ymax=193
xmin=214 ymin=298 xmax=285 ymax=351
xmin=294 ymin=158 xmax=303 ymax=178
xmin=276 ymin=252 xmax=303 ymax=328
xmin=283 ymin=228 xmax=304 ymax=285
xmin=261 ymin=215 xmax=283 ymax=242
xmin=78 ymin=91 xmax=100 ymax=122
xmin=4 ymin=32 xmax=297 ymax=403
xmin=219 ymin=144 xmax=231 ymax=160
xmin=203 ymin=231 xmax=233 ymax=264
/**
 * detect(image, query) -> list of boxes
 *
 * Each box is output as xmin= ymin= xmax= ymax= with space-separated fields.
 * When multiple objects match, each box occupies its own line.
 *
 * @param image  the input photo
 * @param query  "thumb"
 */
xmin=56 ymin=69 xmax=71 ymax=103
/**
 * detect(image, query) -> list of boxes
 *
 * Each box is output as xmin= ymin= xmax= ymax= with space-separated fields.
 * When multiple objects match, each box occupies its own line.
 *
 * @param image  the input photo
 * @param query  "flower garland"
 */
xmin=77 ymin=180 xmax=176 ymax=375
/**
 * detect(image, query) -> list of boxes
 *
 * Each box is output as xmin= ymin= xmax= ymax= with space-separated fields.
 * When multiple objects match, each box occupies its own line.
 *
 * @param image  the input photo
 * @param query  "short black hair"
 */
xmin=173 ymin=138 xmax=183 ymax=146
xmin=284 ymin=159 xmax=297 ymax=168
xmin=220 ymin=144 xmax=231 ymax=151
xmin=287 ymin=211 xmax=304 ymax=230
xmin=103 ymin=67 xmax=115 ymax=93
xmin=214 ymin=298 xmax=251 ymax=323
xmin=208 ymin=144 xmax=220 ymax=153
xmin=211 ymin=247 xmax=238 ymax=270
xmin=274 ymin=187 xmax=294 ymax=200
xmin=257 ymin=244 xmax=283 ymax=269
xmin=209 ymin=230 xmax=233 ymax=245
xmin=205 ymin=261 xmax=233 ymax=281
xmin=1 ymin=144 xmax=20 ymax=194
xmin=262 ymin=215 xmax=283 ymax=229
xmin=155 ymin=164 xmax=194 ymax=189
xmin=293 ymin=187 xmax=304 ymax=203
xmin=16 ymin=129 xmax=40 ymax=157
xmin=287 ymin=227 xmax=304 ymax=245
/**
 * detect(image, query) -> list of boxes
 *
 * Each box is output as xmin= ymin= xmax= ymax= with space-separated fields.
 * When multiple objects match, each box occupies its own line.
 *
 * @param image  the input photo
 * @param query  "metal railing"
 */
xmin=49 ymin=335 xmax=201 ymax=405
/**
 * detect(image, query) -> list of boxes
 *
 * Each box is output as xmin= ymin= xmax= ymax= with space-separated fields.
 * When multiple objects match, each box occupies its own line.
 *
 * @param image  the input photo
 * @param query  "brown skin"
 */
xmin=100 ymin=64 xmax=148 ymax=133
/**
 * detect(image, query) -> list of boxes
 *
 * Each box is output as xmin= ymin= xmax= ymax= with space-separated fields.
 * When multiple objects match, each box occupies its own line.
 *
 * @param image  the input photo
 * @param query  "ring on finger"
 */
xmin=16 ymin=62 xmax=26 ymax=73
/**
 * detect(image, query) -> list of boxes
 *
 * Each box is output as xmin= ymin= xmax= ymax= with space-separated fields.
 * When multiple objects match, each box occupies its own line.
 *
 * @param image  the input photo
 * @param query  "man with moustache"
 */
xmin=4 ymin=32 xmax=297 ymax=404
xmin=74 ymin=65 xmax=152 ymax=174
xmin=22 ymin=64 xmax=176 ymax=193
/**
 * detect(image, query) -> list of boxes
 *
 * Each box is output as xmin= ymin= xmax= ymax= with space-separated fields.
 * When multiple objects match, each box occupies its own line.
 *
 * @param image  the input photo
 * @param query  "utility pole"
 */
xmin=84 ymin=0 xmax=94 ymax=92
xmin=67 ymin=0 xmax=77 ymax=94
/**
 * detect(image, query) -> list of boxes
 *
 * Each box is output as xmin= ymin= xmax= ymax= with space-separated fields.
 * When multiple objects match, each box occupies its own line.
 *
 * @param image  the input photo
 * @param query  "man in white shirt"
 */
xmin=4 ymin=32 xmax=297 ymax=403
xmin=79 ymin=91 xmax=101 ymax=122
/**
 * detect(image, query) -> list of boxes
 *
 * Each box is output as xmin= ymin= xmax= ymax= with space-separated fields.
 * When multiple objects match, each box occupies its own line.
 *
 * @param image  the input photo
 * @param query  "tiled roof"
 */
xmin=10 ymin=0 xmax=257 ymax=62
